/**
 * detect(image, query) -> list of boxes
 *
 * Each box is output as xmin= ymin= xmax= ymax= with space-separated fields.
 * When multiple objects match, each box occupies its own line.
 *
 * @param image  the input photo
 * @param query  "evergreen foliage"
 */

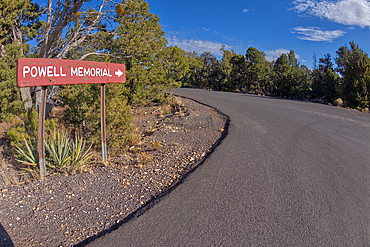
xmin=108 ymin=0 xmax=171 ymax=105
xmin=0 ymin=43 xmax=24 ymax=119
xmin=178 ymin=42 xmax=369 ymax=110
xmin=7 ymin=108 xmax=39 ymax=150
xmin=230 ymin=54 xmax=248 ymax=92
xmin=61 ymin=83 xmax=135 ymax=155
xmin=335 ymin=41 xmax=370 ymax=109
xmin=180 ymin=51 xmax=202 ymax=88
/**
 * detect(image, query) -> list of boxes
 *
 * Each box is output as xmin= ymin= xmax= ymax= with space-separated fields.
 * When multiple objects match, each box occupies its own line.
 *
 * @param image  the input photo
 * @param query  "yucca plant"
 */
xmin=14 ymin=129 xmax=93 ymax=177
xmin=69 ymin=135 xmax=92 ymax=170
xmin=45 ymin=130 xmax=71 ymax=173
xmin=14 ymin=135 xmax=38 ymax=169
xmin=13 ymin=136 xmax=42 ymax=179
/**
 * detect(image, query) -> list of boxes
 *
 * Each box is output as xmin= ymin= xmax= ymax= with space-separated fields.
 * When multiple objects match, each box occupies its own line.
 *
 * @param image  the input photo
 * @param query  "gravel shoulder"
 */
xmin=0 ymin=97 xmax=228 ymax=247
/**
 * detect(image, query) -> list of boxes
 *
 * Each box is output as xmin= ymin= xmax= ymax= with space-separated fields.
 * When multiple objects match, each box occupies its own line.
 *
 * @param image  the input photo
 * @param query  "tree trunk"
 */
xmin=35 ymin=0 xmax=52 ymax=112
xmin=11 ymin=19 xmax=34 ymax=111
xmin=194 ymin=67 xmax=199 ymax=88
xmin=20 ymin=87 xmax=32 ymax=110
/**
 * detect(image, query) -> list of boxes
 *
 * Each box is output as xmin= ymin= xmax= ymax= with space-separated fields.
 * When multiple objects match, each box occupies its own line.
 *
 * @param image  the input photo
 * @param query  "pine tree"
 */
xmin=323 ymin=68 xmax=339 ymax=103
xmin=246 ymin=47 xmax=265 ymax=92
xmin=0 ymin=43 xmax=23 ymax=119
xmin=230 ymin=54 xmax=248 ymax=92
xmin=0 ymin=0 xmax=41 ymax=115
xmin=199 ymin=52 xmax=217 ymax=89
xmin=273 ymin=51 xmax=309 ymax=99
xmin=335 ymin=41 xmax=370 ymax=109
xmin=180 ymin=51 xmax=202 ymax=88
xmin=273 ymin=53 xmax=290 ymax=98
xmin=218 ymin=46 xmax=234 ymax=91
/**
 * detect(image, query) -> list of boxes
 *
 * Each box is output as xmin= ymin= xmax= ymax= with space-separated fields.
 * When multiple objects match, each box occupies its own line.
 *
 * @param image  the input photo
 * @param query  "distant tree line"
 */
xmin=178 ymin=42 xmax=370 ymax=111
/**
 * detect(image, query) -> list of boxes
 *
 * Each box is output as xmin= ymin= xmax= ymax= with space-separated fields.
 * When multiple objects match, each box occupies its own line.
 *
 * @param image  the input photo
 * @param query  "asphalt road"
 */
xmin=87 ymin=88 xmax=370 ymax=246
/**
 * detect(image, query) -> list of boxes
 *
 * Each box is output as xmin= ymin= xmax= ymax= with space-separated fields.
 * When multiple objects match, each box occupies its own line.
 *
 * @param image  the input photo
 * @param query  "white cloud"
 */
xmin=291 ymin=0 xmax=370 ymax=27
xmin=243 ymin=8 xmax=249 ymax=13
xmin=166 ymin=36 xmax=232 ymax=56
xmin=265 ymin=49 xmax=290 ymax=62
xmin=264 ymin=49 xmax=307 ymax=62
xmin=291 ymin=26 xmax=346 ymax=41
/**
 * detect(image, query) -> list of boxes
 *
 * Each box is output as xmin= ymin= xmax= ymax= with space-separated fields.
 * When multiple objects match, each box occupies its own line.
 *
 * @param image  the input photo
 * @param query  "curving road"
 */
xmin=87 ymin=88 xmax=370 ymax=246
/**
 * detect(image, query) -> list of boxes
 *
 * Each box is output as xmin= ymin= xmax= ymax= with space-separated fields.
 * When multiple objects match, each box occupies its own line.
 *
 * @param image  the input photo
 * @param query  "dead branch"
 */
xmin=78 ymin=52 xmax=134 ymax=61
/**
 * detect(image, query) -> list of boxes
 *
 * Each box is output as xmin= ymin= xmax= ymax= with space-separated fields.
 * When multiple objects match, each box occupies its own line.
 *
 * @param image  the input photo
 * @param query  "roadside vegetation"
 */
xmin=1 ymin=0 xmax=369 ymax=183
xmin=183 ymin=44 xmax=370 ymax=113
xmin=0 ymin=0 xmax=182 ymax=182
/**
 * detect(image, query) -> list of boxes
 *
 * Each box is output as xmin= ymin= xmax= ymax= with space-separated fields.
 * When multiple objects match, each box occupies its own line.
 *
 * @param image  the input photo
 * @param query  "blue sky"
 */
xmin=146 ymin=0 xmax=370 ymax=69
xmin=33 ymin=0 xmax=370 ymax=69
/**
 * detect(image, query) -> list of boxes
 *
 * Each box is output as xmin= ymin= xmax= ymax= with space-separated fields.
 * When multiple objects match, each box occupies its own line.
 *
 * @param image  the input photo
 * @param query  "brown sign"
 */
xmin=17 ymin=58 xmax=126 ymax=87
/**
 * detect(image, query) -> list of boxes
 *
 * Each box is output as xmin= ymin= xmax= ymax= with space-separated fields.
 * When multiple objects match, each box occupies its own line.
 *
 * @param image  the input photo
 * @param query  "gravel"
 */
xmin=0 ymin=97 xmax=228 ymax=247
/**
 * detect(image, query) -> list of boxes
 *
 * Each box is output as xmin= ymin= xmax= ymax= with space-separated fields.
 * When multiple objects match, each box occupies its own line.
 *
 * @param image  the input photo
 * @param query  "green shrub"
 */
xmin=104 ymin=96 xmax=136 ymax=156
xmin=8 ymin=108 xmax=57 ymax=153
xmin=9 ymin=109 xmax=91 ymax=176
xmin=333 ymin=98 xmax=343 ymax=107
xmin=8 ymin=108 xmax=40 ymax=152
xmin=0 ymin=43 xmax=25 ymax=120
xmin=62 ymin=84 xmax=136 ymax=157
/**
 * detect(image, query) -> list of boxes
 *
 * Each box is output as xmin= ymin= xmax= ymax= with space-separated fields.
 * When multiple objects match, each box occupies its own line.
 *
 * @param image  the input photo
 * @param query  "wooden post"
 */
xmin=17 ymin=59 xmax=126 ymax=167
xmin=38 ymin=86 xmax=47 ymax=178
xmin=101 ymin=84 xmax=107 ymax=162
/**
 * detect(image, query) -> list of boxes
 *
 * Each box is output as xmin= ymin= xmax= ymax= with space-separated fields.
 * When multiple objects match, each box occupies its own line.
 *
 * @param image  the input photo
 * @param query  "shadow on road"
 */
xmin=0 ymin=222 xmax=14 ymax=247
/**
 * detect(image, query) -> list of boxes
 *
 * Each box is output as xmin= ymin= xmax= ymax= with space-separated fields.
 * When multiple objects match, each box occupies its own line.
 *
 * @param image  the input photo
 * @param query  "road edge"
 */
xmin=75 ymin=94 xmax=230 ymax=247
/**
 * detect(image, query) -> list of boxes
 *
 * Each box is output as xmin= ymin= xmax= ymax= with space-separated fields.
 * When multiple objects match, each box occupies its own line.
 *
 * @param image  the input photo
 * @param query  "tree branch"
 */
xmin=78 ymin=52 xmax=134 ymax=61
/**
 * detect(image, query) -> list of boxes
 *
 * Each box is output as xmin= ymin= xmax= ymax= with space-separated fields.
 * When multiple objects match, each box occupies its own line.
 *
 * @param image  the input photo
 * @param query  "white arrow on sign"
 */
xmin=115 ymin=69 xmax=124 ymax=77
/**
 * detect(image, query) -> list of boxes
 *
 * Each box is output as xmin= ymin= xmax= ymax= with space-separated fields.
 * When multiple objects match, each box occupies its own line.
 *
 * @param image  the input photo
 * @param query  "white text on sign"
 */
xmin=22 ymin=66 xmax=115 ymax=78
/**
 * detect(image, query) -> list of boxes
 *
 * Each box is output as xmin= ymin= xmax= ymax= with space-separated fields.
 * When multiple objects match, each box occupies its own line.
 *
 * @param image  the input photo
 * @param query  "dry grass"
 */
xmin=135 ymin=151 xmax=153 ymax=167
xmin=149 ymin=140 xmax=162 ymax=151
xmin=170 ymin=97 xmax=183 ymax=113
xmin=333 ymin=98 xmax=343 ymax=107
xmin=154 ymin=97 xmax=184 ymax=118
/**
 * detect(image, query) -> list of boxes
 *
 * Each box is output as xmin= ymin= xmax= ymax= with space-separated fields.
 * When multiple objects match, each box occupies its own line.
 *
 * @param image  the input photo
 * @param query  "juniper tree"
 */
xmin=105 ymin=0 xmax=171 ymax=105
xmin=0 ymin=0 xmax=41 ymax=113
xmin=335 ymin=41 xmax=370 ymax=109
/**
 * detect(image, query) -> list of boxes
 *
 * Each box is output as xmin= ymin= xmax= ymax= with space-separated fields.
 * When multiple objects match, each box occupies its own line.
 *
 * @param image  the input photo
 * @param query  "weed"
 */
xmin=170 ymin=98 xmax=183 ymax=113
xmin=157 ymin=97 xmax=184 ymax=117
xmin=136 ymin=152 xmax=153 ymax=166
xmin=149 ymin=140 xmax=162 ymax=151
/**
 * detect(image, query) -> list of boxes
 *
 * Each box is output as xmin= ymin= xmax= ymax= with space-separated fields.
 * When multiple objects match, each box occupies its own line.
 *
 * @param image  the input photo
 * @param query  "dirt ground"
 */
xmin=0 ymin=97 xmax=228 ymax=247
